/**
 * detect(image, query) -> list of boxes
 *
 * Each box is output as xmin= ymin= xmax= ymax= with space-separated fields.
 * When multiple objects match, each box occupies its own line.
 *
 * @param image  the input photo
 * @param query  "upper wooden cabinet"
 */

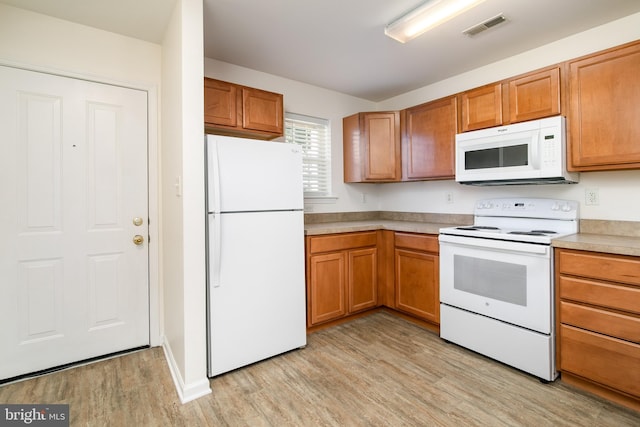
xmin=509 ymin=67 xmax=561 ymax=123
xmin=460 ymin=66 xmax=561 ymax=132
xmin=460 ymin=82 xmax=503 ymax=132
xmin=401 ymin=96 xmax=457 ymax=181
xmin=204 ymin=77 xmax=283 ymax=140
xmin=567 ymin=41 xmax=640 ymax=171
xmin=343 ymin=111 xmax=401 ymax=182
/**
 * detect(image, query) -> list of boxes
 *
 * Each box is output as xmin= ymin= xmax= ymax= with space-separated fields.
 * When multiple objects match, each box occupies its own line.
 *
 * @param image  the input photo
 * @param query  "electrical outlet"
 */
xmin=446 ymin=192 xmax=454 ymax=204
xmin=585 ymin=188 xmax=599 ymax=206
xmin=361 ymin=193 xmax=367 ymax=204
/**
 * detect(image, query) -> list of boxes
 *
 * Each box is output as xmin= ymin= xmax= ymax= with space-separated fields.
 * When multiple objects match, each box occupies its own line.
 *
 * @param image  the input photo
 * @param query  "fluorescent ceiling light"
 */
xmin=385 ymin=0 xmax=487 ymax=43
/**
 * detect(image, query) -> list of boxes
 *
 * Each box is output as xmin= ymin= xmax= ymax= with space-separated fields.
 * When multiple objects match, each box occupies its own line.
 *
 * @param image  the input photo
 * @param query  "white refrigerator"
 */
xmin=205 ymin=135 xmax=307 ymax=377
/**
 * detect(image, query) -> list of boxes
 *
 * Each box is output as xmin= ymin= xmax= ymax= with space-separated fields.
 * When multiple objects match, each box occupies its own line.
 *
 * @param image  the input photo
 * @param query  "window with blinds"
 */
xmin=285 ymin=113 xmax=332 ymax=197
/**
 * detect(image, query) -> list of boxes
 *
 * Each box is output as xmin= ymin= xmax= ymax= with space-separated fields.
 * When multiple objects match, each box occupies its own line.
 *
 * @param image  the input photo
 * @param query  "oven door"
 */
xmin=439 ymin=234 xmax=552 ymax=334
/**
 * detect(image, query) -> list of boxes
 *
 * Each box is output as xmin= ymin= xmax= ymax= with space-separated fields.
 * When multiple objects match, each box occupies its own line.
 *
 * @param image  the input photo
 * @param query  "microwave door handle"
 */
xmin=530 ymin=131 xmax=540 ymax=169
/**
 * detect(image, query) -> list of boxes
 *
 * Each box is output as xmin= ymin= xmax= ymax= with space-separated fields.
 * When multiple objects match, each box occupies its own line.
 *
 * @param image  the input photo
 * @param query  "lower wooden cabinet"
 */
xmin=556 ymin=248 xmax=640 ymax=411
xmin=305 ymin=230 xmax=441 ymax=328
xmin=306 ymin=232 xmax=378 ymax=327
xmin=393 ymin=233 xmax=440 ymax=324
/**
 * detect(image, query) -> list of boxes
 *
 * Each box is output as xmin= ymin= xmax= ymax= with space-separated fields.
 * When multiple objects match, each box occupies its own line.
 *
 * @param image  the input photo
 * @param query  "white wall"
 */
xmin=376 ymin=12 xmax=640 ymax=222
xmin=0 ymin=4 xmax=160 ymax=86
xmin=204 ymin=58 xmax=378 ymax=213
xmin=161 ymin=0 xmax=210 ymax=403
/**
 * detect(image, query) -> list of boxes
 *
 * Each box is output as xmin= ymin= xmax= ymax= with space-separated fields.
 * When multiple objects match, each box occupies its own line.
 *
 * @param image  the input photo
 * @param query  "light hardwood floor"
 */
xmin=1 ymin=311 xmax=639 ymax=426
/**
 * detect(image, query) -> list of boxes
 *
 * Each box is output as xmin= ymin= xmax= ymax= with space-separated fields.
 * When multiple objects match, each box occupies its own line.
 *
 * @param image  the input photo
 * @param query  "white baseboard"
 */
xmin=162 ymin=339 xmax=211 ymax=404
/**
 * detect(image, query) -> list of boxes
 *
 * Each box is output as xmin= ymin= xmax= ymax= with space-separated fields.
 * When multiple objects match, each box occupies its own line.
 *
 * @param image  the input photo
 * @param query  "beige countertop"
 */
xmin=305 ymin=216 xmax=640 ymax=257
xmin=552 ymin=233 xmax=640 ymax=257
xmin=304 ymin=220 xmax=462 ymax=236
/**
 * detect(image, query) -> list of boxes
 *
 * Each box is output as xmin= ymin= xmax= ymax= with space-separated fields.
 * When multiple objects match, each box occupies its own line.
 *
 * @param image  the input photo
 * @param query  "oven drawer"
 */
xmin=560 ymin=325 xmax=640 ymax=398
xmin=560 ymin=301 xmax=640 ymax=343
xmin=558 ymin=250 xmax=640 ymax=286
xmin=558 ymin=276 xmax=640 ymax=315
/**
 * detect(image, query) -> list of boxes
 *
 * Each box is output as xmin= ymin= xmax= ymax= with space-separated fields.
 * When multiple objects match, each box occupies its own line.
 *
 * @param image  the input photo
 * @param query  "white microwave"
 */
xmin=455 ymin=116 xmax=579 ymax=185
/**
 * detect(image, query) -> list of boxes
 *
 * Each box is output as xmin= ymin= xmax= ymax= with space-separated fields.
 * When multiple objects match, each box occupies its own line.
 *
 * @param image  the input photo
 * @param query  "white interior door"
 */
xmin=0 ymin=65 xmax=149 ymax=380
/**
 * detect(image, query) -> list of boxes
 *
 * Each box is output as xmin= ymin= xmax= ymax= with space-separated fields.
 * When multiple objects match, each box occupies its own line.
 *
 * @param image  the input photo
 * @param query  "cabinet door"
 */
xmin=509 ymin=67 xmax=560 ymax=123
xmin=242 ymin=87 xmax=283 ymax=135
xmin=394 ymin=249 xmax=439 ymax=324
xmin=568 ymin=41 xmax=640 ymax=170
xmin=204 ymin=78 xmax=238 ymax=127
xmin=402 ymin=96 xmax=457 ymax=180
xmin=308 ymin=252 xmax=346 ymax=326
xmin=460 ymin=83 xmax=503 ymax=132
xmin=560 ymin=325 xmax=640 ymax=398
xmin=363 ymin=112 xmax=401 ymax=181
xmin=348 ymin=248 xmax=377 ymax=313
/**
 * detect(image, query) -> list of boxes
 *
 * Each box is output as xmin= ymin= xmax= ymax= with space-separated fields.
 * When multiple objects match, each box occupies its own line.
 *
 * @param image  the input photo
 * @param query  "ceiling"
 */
xmin=0 ymin=0 xmax=176 ymax=43
xmin=4 ymin=0 xmax=640 ymax=102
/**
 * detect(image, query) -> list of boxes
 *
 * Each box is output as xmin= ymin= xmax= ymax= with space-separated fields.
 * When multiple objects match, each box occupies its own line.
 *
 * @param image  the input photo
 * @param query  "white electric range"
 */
xmin=439 ymin=198 xmax=579 ymax=381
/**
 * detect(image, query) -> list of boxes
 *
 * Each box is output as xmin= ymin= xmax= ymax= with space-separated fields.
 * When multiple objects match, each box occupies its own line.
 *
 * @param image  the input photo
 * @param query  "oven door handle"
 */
xmin=439 ymin=234 xmax=549 ymax=255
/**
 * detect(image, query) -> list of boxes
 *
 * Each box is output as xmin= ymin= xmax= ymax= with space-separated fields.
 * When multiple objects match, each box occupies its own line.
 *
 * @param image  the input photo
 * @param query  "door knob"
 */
xmin=133 ymin=217 xmax=144 ymax=226
xmin=133 ymin=235 xmax=144 ymax=246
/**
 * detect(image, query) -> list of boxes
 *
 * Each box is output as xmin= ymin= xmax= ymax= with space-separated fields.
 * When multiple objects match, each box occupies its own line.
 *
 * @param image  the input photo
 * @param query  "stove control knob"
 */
xmin=551 ymin=203 xmax=560 ymax=211
xmin=561 ymin=204 xmax=572 ymax=212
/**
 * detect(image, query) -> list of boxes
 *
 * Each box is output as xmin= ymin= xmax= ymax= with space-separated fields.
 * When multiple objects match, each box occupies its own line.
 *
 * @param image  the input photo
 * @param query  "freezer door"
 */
xmin=207 ymin=210 xmax=306 ymax=377
xmin=206 ymin=135 xmax=303 ymax=213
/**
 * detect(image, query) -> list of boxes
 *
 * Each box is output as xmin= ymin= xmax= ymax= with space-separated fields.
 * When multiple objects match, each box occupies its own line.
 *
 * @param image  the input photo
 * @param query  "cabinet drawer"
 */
xmin=560 ymin=325 xmax=640 ymax=398
xmin=560 ymin=301 xmax=640 ymax=343
xmin=309 ymin=232 xmax=377 ymax=254
xmin=558 ymin=275 xmax=640 ymax=315
xmin=394 ymin=232 xmax=438 ymax=253
xmin=558 ymin=250 xmax=640 ymax=286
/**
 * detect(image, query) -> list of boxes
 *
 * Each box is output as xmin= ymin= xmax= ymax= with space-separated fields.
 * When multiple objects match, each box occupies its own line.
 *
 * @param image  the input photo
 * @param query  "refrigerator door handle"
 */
xmin=210 ymin=141 xmax=222 ymax=213
xmin=212 ymin=213 xmax=222 ymax=288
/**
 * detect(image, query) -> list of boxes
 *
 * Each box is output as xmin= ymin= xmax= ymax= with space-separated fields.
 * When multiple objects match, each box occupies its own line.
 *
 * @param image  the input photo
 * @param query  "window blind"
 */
xmin=285 ymin=113 xmax=331 ymax=197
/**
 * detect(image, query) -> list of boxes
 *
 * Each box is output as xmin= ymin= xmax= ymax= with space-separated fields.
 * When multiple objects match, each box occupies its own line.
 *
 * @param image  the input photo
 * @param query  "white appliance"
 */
xmin=205 ymin=135 xmax=307 ymax=377
xmin=455 ymin=116 xmax=579 ymax=186
xmin=439 ymin=198 xmax=579 ymax=381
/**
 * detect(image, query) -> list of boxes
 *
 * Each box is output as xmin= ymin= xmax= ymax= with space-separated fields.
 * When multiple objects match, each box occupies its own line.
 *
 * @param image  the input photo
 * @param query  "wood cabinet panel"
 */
xmin=568 ymin=41 xmax=640 ymax=170
xmin=308 ymin=232 xmax=378 ymax=254
xmin=402 ymin=96 xmax=457 ymax=180
xmin=343 ymin=112 xmax=401 ymax=182
xmin=204 ymin=78 xmax=237 ymax=127
xmin=308 ymin=252 xmax=346 ymax=325
xmin=559 ymin=275 xmax=640 ymax=315
xmin=460 ymin=65 xmax=562 ymax=132
xmin=460 ymin=83 xmax=503 ymax=132
xmin=394 ymin=248 xmax=439 ymax=324
xmin=558 ymin=249 xmax=640 ymax=287
xmin=509 ymin=67 xmax=560 ymax=123
xmin=349 ymin=248 xmax=378 ymax=313
xmin=556 ymin=248 xmax=640 ymax=409
xmin=560 ymin=325 xmax=640 ymax=398
xmin=560 ymin=301 xmax=640 ymax=343
xmin=204 ymin=77 xmax=283 ymax=140
xmin=242 ymin=87 xmax=283 ymax=134
xmin=394 ymin=232 xmax=438 ymax=253
xmin=306 ymin=232 xmax=378 ymax=327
